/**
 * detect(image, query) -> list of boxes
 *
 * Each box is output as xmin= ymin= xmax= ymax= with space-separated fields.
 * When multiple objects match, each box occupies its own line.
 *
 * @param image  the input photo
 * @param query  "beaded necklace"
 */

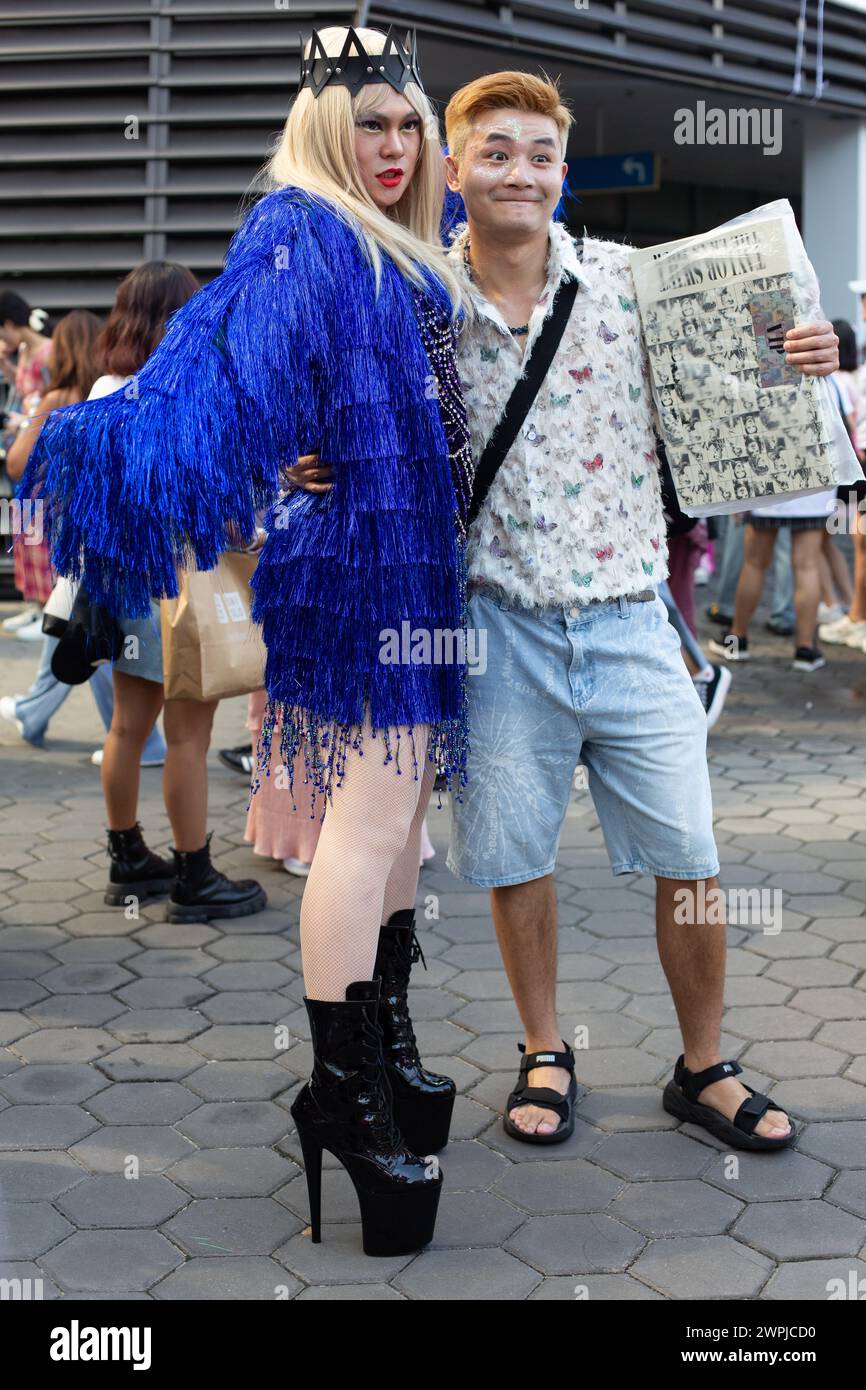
xmin=409 ymin=285 xmax=474 ymax=543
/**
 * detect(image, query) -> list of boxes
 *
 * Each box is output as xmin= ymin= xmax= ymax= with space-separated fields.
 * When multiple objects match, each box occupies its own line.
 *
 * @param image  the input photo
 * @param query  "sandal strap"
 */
xmin=518 ymin=1041 xmax=575 ymax=1075
xmin=507 ymin=1085 xmax=572 ymax=1120
xmin=674 ymin=1053 xmax=742 ymax=1103
xmin=733 ymin=1088 xmax=773 ymax=1135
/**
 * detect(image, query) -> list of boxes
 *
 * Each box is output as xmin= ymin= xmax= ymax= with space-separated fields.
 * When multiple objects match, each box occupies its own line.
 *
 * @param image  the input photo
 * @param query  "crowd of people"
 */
xmin=1 ymin=24 xmax=865 ymax=1259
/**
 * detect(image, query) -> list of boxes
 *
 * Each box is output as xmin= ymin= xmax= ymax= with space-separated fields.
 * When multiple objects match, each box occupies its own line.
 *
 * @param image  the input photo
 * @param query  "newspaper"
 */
xmin=629 ymin=201 xmax=861 ymax=516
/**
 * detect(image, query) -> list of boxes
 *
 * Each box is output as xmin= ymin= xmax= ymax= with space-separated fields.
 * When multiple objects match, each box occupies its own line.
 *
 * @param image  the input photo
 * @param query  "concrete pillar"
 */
xmin=802 ymin=115 xmax=866 ymax=349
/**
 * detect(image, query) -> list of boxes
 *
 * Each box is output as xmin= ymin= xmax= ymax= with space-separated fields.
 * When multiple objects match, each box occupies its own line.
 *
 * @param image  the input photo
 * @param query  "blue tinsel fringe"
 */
xmin=19 ymin=186 xmax=471 ymax=802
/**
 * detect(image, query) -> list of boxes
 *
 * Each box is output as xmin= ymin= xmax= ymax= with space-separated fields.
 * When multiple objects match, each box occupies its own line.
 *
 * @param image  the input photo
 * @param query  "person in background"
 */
xmin=83 ymin=262 xmax=267 ymax=921
xmin=0 ymin=289 xmax=53 ymax=639
xmin=819 ymin=317 xmax=866 ymax=652
xmin=0 ymin=310 xmax=166 ymax=764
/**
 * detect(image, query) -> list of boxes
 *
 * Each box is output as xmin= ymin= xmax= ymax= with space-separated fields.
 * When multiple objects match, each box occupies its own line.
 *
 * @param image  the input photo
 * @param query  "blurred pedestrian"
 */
xmin=86 ymin=261 xmax=266 ymax=920
xmin=0 ymin=289 xmax=53 ymax=638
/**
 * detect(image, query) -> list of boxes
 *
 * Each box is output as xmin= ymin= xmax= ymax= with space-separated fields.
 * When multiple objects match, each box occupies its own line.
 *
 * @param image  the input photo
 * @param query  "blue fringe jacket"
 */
xmin=20 ymin=187 xmax=470 ymax=809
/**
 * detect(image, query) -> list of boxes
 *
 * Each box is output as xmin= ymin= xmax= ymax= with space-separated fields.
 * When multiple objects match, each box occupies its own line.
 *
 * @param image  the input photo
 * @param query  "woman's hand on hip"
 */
xmin=284 ymin=452 xmax=334 ymax=493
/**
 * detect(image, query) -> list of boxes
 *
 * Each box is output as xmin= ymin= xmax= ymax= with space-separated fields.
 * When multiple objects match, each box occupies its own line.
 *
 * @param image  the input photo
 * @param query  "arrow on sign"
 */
xmin=621 ymin=157 xmax=647 ymax=182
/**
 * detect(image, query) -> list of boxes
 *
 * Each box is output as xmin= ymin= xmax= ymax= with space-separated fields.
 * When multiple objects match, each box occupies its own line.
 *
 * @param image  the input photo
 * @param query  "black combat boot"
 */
xmin=291 ymin=978 xmax=443 ymax=1256
xmin=374 ymin=908 xmax=456 ymax=1153
xmin=105 ymin=823 xmax=174 ymax=906
xmin=166 ymin=832 xmax=267 ymax=922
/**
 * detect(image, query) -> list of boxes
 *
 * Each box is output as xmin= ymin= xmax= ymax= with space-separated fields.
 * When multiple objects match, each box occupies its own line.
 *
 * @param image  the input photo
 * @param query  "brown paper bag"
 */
xmin=160 ymin=552 xmax=266 ymax=701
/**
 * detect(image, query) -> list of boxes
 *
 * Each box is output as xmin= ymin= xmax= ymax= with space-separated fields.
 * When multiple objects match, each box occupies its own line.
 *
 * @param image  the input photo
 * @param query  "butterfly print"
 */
xmin=642 ymin=559 xmax=654 ymax=575
xmin=480 ymin=345 xmax=499 ymax=362
xmin=650 ymin=536 xmax=660 ymax=551
xmin=571 ymin=570 xmax=593 ymax=587
xmin=628 ymin=384 xmax=641 ymax=401
xmin=618 ymin=500 xmax=629 ymax=518
xmin=619 ymin=295 xmax=638 ymax=312
xmin=631 ymin=473 xmax=645 ymax=488
xmin=591 ymin=543 xmax=614 ymax=562
xmin=551 ymin=393 xmax=571 ymax=407
xmin=643 ymin=451 xmax=658 ymax=464
xmin=563 ymin=481 xmax=583 ymax=498
xmin=534 ymin=515 xmax=558 ymax=533
xmin=581 ymin=454 xmax=604 ymax=472
xmin=569 ymin=366 xmax=593 ymax=384
xmin=609 ymin=411 xmax=625 ymax=432
xmin=506 ymin=513 xmax=529 ymax=532
xmin=525 ymin=423 xmax=547 ymax=446
xmin=489 ymin=534 xmax=505 ymax=558
xmin=598 ymin=321 xmax=619 ymax=343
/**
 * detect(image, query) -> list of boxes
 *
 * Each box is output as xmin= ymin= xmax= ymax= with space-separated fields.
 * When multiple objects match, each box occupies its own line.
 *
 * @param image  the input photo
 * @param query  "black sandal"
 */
xmin=663 ymin=1054 xmax=797 ymax=1151
xmin=503 ymin=1040 xmax=578 ymax=1145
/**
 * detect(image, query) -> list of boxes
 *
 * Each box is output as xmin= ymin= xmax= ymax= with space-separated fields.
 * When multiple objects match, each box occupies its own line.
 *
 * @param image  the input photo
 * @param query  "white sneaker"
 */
xmin=282 ymin=856 xmax=311 ymax=877
xmin=1 ymin=606 xmax=38 ymax=633
xmin=817 ymin=602 xmax=845 ymax=625
xmin=818 ymin=614 xmax=856 ymax=644
xmin=693 ymin=557 xmax=712 ymax=587
xmin=845 ymin=621 xmax=866 ymax=649
xmin=91 ymin=747 xmax=165 ymax=768
xmin=0 ymin=694 xmax=24 ymax=736
xmin=14 ymin=615 xmax=45 ymax=641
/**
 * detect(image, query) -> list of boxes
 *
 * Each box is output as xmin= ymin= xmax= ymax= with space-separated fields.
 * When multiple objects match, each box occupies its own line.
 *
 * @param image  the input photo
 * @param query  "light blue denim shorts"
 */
xmin=447 ymin=585 xmax=720 ymax=887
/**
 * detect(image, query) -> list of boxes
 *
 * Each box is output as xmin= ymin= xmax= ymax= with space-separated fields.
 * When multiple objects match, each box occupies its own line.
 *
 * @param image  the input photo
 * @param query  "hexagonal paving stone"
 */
xmin=0 ymin=1201 xmax=74 ymax=1260
xmin=702 ymin=1147 xmax=833 ymax=1202
xmin=395 ymin=1247 xmax=542 ymax=1299
xmin=184 ymin=1061 xmax=290 ymax=1102
xmin=733 ymin=1199 xmax=866 ymax=1259
xmin=575 ymin=1087 xmax=679 ymax=1133
xmin=69 ymin=1125 xmax=195 ymax=1173
xmin=740 ymin=1040 xmax=849 ymax=1079
xmin=152 ymin=1257 xmax=302 ymax=1300
xmin=175 ymin=1100 xmax=288 ymax=1149
xmin=84 ymin=1082 xmax=199 ymax=1125
xmin=609 ymin=1179 xmax=743 ymax=1237
xmin=0 ymin=1104 xmax=99 ymax=1149
xmin=506 ymin=1213 xmax=644 ymax=1275
xmin=169 ymin=1146 xmax=298 ymax=1198
xmin=797 ymin=1120 xmax=866 ymax=1167
xmin=97 ymin=1043 xmax=206 ymax=1081
xmin=162 ymin=1196 xmax=300 ymax=1256
xmin=630 ymin=1235 xmax=772 ymax=1299
xmin=492 ymin=1158 xmax=623 ymax=1214
xmin=0 ymin=1063 xmax=109 ymax=1106
xmin=275 ymin=1224 xmax=414 ymax=1285
xmin=56 ymin=1174 xmax=188 ymax=1227
xmin=41 ymin=1230 xmax=184 ymax=1292
xmin=592 ymin=1130 xmax=715 ymax=1180
xmin=762 ymin=1257 xmax=866 ymax=1301
xmin=12 ymin=1027 xmax=117 ymax=1064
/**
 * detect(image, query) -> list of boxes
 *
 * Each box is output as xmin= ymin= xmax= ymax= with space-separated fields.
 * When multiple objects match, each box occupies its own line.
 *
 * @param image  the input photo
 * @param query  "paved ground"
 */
xmin=2 ymin=591 xmax=866 ymax=1301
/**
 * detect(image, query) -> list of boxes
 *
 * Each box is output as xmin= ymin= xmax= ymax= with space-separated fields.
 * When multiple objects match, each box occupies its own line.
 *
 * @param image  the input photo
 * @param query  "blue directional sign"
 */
xmin=568 ymin=151 xmax=660 ymax=194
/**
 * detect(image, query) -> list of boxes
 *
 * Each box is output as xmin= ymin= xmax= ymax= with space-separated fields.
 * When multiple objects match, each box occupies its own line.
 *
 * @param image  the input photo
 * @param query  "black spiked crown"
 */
xmin=297 ymin=25 xmax=425 ymax=99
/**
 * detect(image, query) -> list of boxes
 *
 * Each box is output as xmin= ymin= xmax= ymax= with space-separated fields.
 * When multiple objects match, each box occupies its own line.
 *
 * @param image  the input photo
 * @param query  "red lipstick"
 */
xmin=376 ymin=168 xmax=404 ymax=187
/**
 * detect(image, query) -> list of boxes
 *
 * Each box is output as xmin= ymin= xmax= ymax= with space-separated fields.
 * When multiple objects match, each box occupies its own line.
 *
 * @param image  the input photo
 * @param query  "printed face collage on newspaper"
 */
xmin=631 ymin=216 xmax=833 ymax=511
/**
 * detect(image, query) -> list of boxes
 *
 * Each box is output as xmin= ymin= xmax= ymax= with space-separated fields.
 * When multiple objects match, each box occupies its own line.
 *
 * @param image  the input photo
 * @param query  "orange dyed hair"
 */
xmin=445 ymin=71 xmax=573 ymax=162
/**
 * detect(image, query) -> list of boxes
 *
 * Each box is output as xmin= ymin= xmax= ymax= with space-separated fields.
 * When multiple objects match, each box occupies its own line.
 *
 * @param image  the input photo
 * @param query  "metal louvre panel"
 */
xmin=2 ymin=1 xmax=865 ymax=312
xmin=371 ymin=0 xmax=866 ymax=112
xmin=0 ymin=2 xmax=355 ymax=312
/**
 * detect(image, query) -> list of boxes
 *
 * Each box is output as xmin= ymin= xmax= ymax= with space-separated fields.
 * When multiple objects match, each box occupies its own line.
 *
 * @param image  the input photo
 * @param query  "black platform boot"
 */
xmin=291 ymin=979 xmax=443 ymax=1257
xmin=104 ymin=823 xmax=174 ymax=906
xmin=166 ymin=832 xmax=267 ymax=922
xmin=375 ymin=908 xmax=456 ymax=1154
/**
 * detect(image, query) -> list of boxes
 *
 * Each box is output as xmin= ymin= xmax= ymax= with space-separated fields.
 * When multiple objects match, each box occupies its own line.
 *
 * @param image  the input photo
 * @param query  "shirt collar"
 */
xmin=449 ymin=220 xmax=594 ymax=335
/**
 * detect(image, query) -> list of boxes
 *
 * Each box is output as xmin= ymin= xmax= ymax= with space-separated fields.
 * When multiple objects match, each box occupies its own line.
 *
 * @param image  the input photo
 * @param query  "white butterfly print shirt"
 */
xmin=449 ymin=221 xmax=670 ymax=608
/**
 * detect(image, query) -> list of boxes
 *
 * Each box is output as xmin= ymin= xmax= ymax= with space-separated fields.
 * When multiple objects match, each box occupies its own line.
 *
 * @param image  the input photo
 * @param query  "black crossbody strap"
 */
xmin=468 ymin=248 xmax=582 ymax=527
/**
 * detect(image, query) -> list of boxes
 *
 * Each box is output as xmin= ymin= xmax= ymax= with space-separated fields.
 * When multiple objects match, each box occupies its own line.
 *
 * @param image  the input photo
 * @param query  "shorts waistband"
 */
xmin=468 ymin=580 xmax=656 ymax=610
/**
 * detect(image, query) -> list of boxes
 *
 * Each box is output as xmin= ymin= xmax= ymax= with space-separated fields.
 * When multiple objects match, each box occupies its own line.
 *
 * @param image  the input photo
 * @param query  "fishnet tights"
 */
xmin=300 ymin=713 xmax=437 ymax=1001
